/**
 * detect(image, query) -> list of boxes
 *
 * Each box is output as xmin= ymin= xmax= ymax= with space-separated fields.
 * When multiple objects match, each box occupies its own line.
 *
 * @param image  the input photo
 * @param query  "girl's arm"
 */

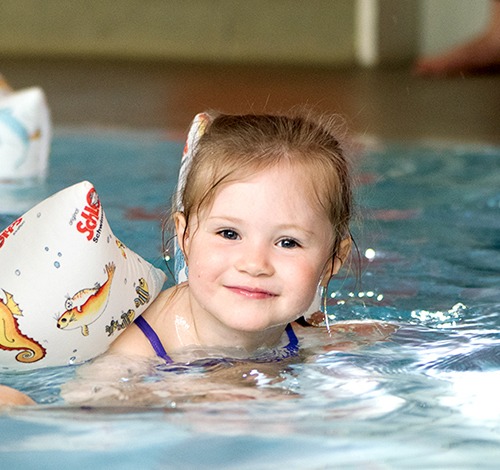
xmin=0 ymin=385 xmax=35 ymax=406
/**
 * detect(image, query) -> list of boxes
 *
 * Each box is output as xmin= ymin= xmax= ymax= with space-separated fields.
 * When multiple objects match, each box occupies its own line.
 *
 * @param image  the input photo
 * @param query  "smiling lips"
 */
xmin=225 ymin=285 xmax=277 ymax=299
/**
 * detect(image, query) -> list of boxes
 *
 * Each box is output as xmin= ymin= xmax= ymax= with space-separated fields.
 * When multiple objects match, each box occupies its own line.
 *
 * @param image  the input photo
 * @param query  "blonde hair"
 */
xmin=173 ymin=110 xmax=353 ymax=264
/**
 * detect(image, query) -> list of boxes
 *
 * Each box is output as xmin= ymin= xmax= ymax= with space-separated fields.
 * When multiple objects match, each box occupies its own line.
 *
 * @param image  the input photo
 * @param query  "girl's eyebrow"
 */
xmin=206 ymin=215 xmax=243 ymax=224
xmin=207 ymin=215 xmax=317 ymax=237
xmin=276 ymin=225 xmax=317 ymax=238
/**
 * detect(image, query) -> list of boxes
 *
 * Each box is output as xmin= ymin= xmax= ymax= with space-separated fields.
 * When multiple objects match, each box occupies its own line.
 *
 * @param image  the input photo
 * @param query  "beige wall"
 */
xmin=0 ymin=0 xmax=489 ymax=66
xmin=419 ymin=0 xmax=490 ymax=55
xmin=355 ymin=0 xmax=419 ymax=66
xmin=0 ymin=0 xmax=355 ymax=65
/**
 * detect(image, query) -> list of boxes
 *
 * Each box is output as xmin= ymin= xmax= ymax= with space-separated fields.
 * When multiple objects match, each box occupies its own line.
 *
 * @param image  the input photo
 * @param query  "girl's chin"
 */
xmin=221 ymin=320 xmax=289 ymax=336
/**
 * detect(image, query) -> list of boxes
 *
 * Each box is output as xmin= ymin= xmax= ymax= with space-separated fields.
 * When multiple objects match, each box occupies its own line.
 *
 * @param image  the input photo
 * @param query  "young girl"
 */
xmin=108 ymin=110 xmax=353 ymax=363
xmin=0 ymin=110 xmax=392 ymax=406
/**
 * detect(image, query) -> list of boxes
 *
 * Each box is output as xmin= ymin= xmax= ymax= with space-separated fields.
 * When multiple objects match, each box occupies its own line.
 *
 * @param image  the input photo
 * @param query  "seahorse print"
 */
xmin=0 ymin=290 xmax=46 ymax=363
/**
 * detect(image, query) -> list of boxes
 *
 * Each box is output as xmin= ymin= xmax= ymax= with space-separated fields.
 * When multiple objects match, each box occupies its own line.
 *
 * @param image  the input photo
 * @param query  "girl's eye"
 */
xmin=277 ymin=238 xmax=300 ymax=249
xmin=217 ymin=229 xmax=240 ymax=240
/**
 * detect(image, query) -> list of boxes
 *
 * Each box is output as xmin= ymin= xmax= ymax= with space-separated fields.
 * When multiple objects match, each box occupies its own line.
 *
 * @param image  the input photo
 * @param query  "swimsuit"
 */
xmin=134 ymin=316 xmax=299 ymax=364
xmin=135 ymin=315 xmax=173 ymax=364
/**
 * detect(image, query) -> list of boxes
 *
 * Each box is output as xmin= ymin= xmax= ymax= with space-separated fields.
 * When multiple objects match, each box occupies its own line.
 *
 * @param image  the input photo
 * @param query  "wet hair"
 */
xmin=175 ymin=111 xmax=353 ymax=263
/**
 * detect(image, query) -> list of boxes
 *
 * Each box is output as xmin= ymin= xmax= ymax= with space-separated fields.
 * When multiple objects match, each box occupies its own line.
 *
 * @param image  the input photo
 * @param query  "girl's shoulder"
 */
xmin=107 ymin=285 xmax=186 ymax=358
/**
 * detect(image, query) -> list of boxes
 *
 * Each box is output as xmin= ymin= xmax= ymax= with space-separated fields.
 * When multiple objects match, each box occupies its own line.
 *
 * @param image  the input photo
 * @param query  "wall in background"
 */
xmin=0 ymin=0 xmax=354 ymax=65
xmin=0 ymin=0 xmax=491 ymax=66
xmin=355 ymin=0 xmax=419 ymax=66
xmin=419 ymin=0 xmax=490 ymax=56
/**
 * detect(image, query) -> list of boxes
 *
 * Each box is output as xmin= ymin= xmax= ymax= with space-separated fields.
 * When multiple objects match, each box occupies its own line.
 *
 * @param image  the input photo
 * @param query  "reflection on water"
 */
xmin=1 ymin=133 xmax=500 ymax=469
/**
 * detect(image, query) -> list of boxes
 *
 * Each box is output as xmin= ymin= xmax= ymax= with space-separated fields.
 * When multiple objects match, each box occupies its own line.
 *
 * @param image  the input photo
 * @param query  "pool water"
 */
xmin=1 ymin=130 xmax=500 ymax=469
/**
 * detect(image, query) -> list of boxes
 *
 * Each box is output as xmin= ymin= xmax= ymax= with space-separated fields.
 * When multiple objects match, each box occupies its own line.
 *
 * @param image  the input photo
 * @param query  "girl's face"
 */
xmin=176 ymin=165 xmax=348 ymax=349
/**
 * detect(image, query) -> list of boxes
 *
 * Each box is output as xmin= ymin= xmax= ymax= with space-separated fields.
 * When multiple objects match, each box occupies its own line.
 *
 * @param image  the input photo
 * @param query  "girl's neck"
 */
xmin=164 ymin=285 xmax=286 ymax=355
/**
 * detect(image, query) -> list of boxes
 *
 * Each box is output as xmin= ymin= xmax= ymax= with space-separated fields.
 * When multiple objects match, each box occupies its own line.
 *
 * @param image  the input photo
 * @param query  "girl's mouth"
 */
xmin=225 ymin=285 xmax=277 ymax=300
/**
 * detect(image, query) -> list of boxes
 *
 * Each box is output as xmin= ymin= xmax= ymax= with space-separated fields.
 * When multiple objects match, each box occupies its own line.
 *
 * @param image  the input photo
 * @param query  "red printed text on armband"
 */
xmin=76 ymin=188 xmax=102 ymax=242
xmin=0 ymin=217 xmax=24 ymax=250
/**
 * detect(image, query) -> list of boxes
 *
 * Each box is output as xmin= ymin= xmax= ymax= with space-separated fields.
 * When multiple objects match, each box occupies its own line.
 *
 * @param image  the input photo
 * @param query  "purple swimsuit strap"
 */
xmin=134 ymin=316 xmax=173 ymax=363
xmin=134 ymin=316 xmax=299 ymax=364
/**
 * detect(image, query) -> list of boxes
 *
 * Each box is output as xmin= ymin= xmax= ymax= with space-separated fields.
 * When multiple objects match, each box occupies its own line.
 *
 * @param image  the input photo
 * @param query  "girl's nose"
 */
xmin=235 ymin=242 xmax=274 ymax=277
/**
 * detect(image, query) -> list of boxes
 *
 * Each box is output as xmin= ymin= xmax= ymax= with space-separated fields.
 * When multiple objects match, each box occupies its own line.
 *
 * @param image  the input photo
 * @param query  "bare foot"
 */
xmin=414 ymin=35 xmax=500 ymax=76
xmin=414 ymin=1 xmax=500 ymax=76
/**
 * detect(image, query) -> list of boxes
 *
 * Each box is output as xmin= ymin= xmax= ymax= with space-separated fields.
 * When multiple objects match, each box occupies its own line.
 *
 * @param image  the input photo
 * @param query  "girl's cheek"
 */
xmin=192 ymin=245 xmax=227 ymax=274
xmin=204 ymin=247 xmax=227 ymax=263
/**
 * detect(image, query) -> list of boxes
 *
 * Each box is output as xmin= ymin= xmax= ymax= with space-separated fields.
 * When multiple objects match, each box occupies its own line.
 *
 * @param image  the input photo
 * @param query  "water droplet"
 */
xmin=37 ymin=212 xmax=42 ymax=218
xmin=68 ymin=356 xmax=76 ymax=365
xmin=44 ymin=246 xmax=49 ymax=252
xmin=57 ymin=252 xmax=62 ymax=257
xmin=54 ymin=261 xmax=60 ymax=268
xmin=15 ymin=269 xmax=21 ymax=276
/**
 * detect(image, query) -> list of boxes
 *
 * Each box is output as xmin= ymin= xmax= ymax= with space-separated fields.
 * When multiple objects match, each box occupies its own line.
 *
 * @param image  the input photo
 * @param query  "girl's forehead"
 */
xmin=209 ymin=166 xmax=324 ymax=216
xmin=215 ymin=165 xmax=305 ymax=193
xmin=220 ymin=163 xmax=310 ymax=188
xmin=190 ymin=160 xmax=334 ymax=222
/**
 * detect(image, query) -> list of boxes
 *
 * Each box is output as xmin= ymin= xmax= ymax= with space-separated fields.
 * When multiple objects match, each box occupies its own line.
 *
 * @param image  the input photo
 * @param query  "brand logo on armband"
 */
xmin=76 ymin=188 xmax=103 ymax=242
xmin=0 ymin=217 xmax=24 ymax=250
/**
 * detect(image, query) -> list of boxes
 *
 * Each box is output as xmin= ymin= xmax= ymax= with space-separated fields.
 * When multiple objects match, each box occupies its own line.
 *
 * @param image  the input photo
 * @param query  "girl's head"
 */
xmin=175 ymin=110 xmax=353 ymax=275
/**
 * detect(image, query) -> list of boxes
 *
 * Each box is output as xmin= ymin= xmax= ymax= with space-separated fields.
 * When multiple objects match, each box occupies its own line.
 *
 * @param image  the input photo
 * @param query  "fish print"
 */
xmin=57 ymin=263 xmax=116 ymax=336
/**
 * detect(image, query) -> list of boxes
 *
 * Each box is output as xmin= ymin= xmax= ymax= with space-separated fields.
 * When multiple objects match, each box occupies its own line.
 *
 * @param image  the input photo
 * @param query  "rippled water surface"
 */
xmin=1 ymin=131 xmax=500 ymax=469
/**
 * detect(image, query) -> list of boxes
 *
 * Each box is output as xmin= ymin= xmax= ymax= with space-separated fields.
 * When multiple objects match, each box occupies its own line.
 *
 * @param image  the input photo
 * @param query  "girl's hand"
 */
xmin=322 ymin=321 xmax=397 ymax=351
xmin=0 ymin=385 xmax=35 ymax=406
xmin=296 ymin=319 xmax=397 ymax=353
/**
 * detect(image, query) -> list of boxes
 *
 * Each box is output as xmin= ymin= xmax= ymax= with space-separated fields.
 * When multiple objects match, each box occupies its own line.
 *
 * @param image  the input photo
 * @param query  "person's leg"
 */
xmin=414 ymin=0 xmax=500 ymax=76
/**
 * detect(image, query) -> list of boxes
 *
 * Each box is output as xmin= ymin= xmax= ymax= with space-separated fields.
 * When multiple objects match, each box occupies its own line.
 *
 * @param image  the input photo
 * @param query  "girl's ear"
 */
xmin=322 ymin=237 xmax=352 ymax=283
xmin=333 ymin=237 xmax=352 ymax=275
xmin=173 ymin=212 xmax=189 ymax=256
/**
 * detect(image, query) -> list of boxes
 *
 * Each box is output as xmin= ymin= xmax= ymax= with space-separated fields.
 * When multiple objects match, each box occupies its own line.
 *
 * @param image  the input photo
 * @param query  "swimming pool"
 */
xmin=1 ymin=129 xmax=500 ymax=469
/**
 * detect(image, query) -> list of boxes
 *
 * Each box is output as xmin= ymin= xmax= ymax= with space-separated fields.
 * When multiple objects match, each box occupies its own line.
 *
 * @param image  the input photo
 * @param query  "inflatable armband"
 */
xmin=0 ymin=75 xmax=51 ymax=185
xmin=174 ymin=112 xmax=212 ymax=283
xmin=0 ymin=181 xmax=166 ymax=370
